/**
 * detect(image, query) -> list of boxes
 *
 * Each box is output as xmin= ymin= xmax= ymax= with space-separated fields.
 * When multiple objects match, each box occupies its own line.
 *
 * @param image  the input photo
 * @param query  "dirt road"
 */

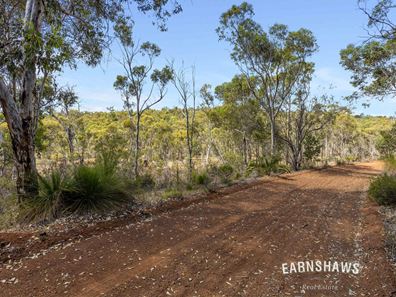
xmin=0 ymin=162 xmax=395 ymax=297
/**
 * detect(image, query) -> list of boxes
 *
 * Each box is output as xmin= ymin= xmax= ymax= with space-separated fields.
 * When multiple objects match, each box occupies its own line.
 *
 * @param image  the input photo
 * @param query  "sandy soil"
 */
xmin=0 ymin=161 xmax=395 ymax=297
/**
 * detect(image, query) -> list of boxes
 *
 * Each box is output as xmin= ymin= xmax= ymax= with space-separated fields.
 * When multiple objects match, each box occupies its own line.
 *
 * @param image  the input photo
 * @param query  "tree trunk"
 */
xmin=186 ymin=112 xmax=194 ymax=182
xmin=66 ymin=127 xmax=75 ymax=158
xmin=14 ymin=130 xmax=38 ymax=200
xmin=134 ymin=115 xmax=141 ymax=177
xmin=269 ymin=117 xmax=276 ymax=155
xmin=1 ymin=78 xmax=40 ymax=200
xmin=0 ymin=0 xmax=44 ymax=200
xmin=243 ymin=134 xmax=247 ymax=166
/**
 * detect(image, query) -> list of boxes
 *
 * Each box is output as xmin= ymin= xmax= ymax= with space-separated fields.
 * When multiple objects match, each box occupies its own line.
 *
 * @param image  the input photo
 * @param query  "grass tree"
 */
xmin=114 ymin=18 xmax=173 ymax=177
xmin=216 ymin=2 xmax=318 ymax=155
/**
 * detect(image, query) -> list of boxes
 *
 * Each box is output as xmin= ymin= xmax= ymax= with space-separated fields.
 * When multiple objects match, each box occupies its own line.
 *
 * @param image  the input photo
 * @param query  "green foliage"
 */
xmin=340 ymin=41 xmax=396 ymax=100
xmin=340 ymin=1 xmax=396 ymax=100
xmin=162 ymin=188 xmax=183 ymax=200
xmin=21 ymin=171 xmax=67 ymax=222
xmin=384 ymin=155 xmax=396 ymax=173
xmin=368 ymin=174 xmax=396 ymax=206
xmin=214 ymin=164 xmax=234 ymax=184
xmin=217 ymin=2 xmax=318 ymax=156
xmin=193 ymin=172 xmax=211 ymax=186
xmin=345 ymin=155 xmax=359 ymax=163
xmin=303 ymin=134 xmax=322 ymax=162
xmin=377 ymin=123 xmax=396 ymax=157
xmin=21 ymin=161 xmax=133 ymax=222
xmin=36 ymin=171 xmax=65 ymax=218
xmin=247 ymin=156 xmax=290 ymax=176
xmin=131 ymin=174 xmax=156 ymax=190
xmin=95 ymin=127 xmax=128 ymax=175
xmin=62 ymin=164 xmax=131 ymax=214
xmin=0 ymin=128 xmax=13 ymax=173
xmin=0 ymin=177 xmax=18 ymax=229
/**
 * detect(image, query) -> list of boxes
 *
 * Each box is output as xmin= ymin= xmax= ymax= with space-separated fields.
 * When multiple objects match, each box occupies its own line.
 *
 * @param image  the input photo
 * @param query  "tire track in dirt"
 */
xmin=87 ymin=179 xmax=312 ymax=297
xmin=76 ymin=214 xmax=245 ymax=297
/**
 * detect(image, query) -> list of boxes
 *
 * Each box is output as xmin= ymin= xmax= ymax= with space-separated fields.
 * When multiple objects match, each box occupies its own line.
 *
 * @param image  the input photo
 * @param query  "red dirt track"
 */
xmin=0 ymin=162 xmax=395 ymax=296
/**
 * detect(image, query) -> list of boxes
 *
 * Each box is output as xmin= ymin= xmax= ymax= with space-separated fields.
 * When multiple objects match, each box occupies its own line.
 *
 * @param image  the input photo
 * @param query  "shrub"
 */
xmin=217 ymin=164 xmax=234 ymax=184
xmin=345 ymin=155 xmax=358 ymax=163
xmin=193 ymin=172 xmax=211 ymax=186
xmin=162 ymin=188 xmax=183 ymax=200
xmin=63 ymin=165 xmax=131 ymax=214
xmin=131 ymin=174 xmax=155 ymax=191
xmin=303 ymin=134 xmax=322 ymax=162
xmin=0 ymin=177 xmax=18 ymax=229
xmin=384 ymin=155 xmax=396 ymax=173
xmin=368 ymin=174 xmax=396 ymax=206
xmin=246 ymin=156 xmax=290 ymax=176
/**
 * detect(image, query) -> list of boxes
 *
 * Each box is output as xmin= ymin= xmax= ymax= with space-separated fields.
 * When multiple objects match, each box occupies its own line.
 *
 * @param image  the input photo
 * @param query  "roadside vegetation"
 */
xmin=0 ymin=108 xmax=392 ymax=228
xmin=0 ymin=0 xmax=396 ymax=229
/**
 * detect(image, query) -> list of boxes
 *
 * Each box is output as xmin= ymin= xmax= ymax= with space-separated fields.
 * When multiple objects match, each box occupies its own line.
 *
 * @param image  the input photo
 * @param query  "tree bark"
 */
xmin=134 ymin=114 xmax=141 ymax=177
xmin=0 ymin=0 xmax=43 ymax=200
xmin=0 ymin=77 xmax=39 ymax=200
xmin=269 ymin=116 xmax=276 ymax=155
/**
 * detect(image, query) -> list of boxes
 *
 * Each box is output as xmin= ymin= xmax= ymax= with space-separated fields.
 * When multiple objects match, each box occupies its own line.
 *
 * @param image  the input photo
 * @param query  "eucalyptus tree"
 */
xmin=277 ymin=81 xmax=335 ymax=171
xmin=216 ymin=2 xmax=318 ymax=155
xmin=0 ymin=0 xmax=181 ymax=200
xmin=169 ymin=62 xmax=196 ymax=181
xmin=214 ymin=75 xmax=265 ymax=166
xmin=113 ymin=19 xmax=173 ymax=177
xmin=340 ymin=0 xmax=396 ymax=101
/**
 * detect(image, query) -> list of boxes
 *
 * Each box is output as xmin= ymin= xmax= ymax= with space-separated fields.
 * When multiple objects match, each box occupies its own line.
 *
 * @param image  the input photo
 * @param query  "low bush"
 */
xmin=384 ymin=155 xmax=396 ymax=174
xmin=0 ymin=177 xmax=18 ymax=229
xmin=246 ymin=156 xmax=290 ymax=176
xmin=217 ymin=164 xmax=234 ymax=184
xmin=192 ymin=172 xmax=211 ymax=187
xmin=345 ymin=155 xmax=358 ymax=163
xmin=131 ymin=174 xmax=155 ymax=191
xmin=162 ymin=188 xmax=183 ymax=200
xmin=368 ymin=174 xmax=396 ymax=206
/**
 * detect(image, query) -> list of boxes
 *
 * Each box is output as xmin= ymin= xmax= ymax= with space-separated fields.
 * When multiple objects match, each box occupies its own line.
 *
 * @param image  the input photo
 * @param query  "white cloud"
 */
xmin=312 ymin=67 xmax=355 ymax=94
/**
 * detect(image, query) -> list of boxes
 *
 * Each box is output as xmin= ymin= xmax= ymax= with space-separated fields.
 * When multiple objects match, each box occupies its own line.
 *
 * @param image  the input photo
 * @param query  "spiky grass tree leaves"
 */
xmin=63 ymin=165 xmax=130 ymax=214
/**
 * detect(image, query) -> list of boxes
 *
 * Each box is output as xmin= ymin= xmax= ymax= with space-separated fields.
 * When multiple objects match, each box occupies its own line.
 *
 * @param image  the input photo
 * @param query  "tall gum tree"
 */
xmin=113 ymin=18 xmax=173 ymax=177
xmin=0 ymin=0 xmax=182 ymax=200
xmin=216 ymin=2 xmax=318 ymax=155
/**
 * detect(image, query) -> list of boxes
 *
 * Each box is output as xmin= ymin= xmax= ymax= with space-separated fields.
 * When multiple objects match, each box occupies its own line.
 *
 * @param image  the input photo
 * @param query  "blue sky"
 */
xmin=59 ymin=0 xmax=395 ymax=116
